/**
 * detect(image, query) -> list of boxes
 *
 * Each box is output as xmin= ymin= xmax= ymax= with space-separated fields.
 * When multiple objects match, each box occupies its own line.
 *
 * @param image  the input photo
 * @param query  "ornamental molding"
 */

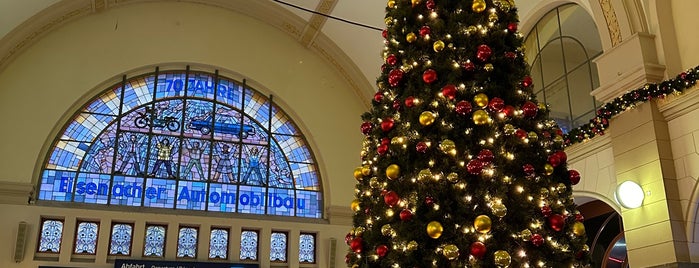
xmin=657 ymin=85 xmax=699 ymax=121
xmin=0 ymin=181 xmax=33 ymax=205
xmin=599 ymin=0 xmax=623 ymax=46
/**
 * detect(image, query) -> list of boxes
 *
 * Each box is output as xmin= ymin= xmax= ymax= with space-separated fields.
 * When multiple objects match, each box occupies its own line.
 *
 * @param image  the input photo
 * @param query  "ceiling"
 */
xmin=0 ymin=0 xmax=548 ymax=89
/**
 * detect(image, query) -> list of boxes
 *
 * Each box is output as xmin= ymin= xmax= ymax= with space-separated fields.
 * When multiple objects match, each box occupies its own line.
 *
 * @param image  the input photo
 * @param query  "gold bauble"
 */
xmin=427 ymin=221 xmax=443 ymax=239
xmin=528 ymin=131 xmax=538 ymax=141
xmin=573 ymin=222 xmax=586 ymax=236
xmin=538 ymin=102 xmax=547 ymax=111
xmin=540 ymin=188 xmax=550 ymax=198
xmin=418 ymin=169 xmax=432 ymax=181
xmin=489 ymin=12 xmax=499 ymax=23
xmin=474 ymin=215 xmax=492 ymax=233
xmin=362 ymin=165 xmax=371 ymax=176
xmin=439 ymin=139 xmax=456 ymax=153
xmin=385 ymin=17 xmax=394 ymax=26
xmin=520 ymin=229 xmax=532 ymax=241
xmin=382 ymin=224 xmax=395 ymax=236
xmin=391 ymin=136 xmax=405 ymax=145
xmin=493 ymin=250 xmax=511 ymax=267
xmin=406 ymin=32 xmax=417 ymax=43
xmin=473 ymin=93 xmax=489 ymax=107
xmin=355 ymin=226 xmax=366 ymax=236
xmin=433 ymin=40 xmax=445 ymax=52
xmin=387 ymin=0 xmax=396 ymax=8
xmin=491 ymin=203 xmax=507 ymax=217
xmin=353 ymin=167 xmax=364 ymax=180
xmin=419 ymin=111 xmax=436 ymax=126
xmin=407 ymin=240 xmax=418 ymax=251
xmin=352 ymin=265 xmax=359 ymax=268
xmin=557 ymin=183 xmax=567 ymax=193
xmin=466 ymin=25 xmax=478 ymax=35
xmin=472 ymin=110 xmax=490 ymax=125
xmin=472 ymin=0 xmax=487 ymax=13
xmin=554 ymin=135 xmax=564 ymax=143
xmin=503 ymin=124 xmax=515 ymax=134
xmin=411 ymin=0 xmax=421 ymax=6
xmin=484 ymin=63 xmax=494 ymax=72
xmin=351 ymin=199 xmax=361 ymax=212
xmin=447 ymin=172 xmax=459 ymax=183
xmin=443 ymin=244 xmax=460 ymax=260
xmin=369 ymin=177 xmax=380 ymax=188
xmin=544 ymin=163 xmax=554 ymax=175
xmin=386 ymin=164 xmax=401 ymax=179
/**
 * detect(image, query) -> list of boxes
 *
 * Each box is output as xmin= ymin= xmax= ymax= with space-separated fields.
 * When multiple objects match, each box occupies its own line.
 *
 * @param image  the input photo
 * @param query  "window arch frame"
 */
xmin=35 ymin=66 xmax=324 ymax=219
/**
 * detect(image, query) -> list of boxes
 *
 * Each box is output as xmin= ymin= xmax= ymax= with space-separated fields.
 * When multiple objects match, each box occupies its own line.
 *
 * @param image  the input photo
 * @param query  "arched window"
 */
xmin=37 ymin=67 xmax=322 ymax=218
xmin=524 ymin=4 xmax=603 ymax=133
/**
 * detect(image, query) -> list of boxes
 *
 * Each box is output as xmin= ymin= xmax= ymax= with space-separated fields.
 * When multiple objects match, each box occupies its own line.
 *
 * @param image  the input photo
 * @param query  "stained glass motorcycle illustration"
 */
xmin=134 ymin=107 xmax=180 ymax=131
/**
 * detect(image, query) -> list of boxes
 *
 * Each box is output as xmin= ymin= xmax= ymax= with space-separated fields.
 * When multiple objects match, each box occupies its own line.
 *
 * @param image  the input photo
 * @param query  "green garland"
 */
xmin=564 ymin=65 xmax=699 ymax=146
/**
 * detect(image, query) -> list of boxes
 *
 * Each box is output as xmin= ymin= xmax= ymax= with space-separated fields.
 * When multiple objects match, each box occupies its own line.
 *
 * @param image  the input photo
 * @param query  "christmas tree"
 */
xmin=347 ymin=0 xmax=589 ymax=267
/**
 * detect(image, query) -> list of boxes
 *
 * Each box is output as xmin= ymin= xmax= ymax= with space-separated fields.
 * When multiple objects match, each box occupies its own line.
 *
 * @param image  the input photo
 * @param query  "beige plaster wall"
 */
xmin=567 ymin=136 xmax=620 ymax=208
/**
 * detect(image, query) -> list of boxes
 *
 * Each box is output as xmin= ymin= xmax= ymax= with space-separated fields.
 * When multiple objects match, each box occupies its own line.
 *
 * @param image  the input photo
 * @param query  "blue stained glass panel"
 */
xmin=268 ymin=142 xmax=293 ymax=189
xmin=122 ymin=76 xmax=155 ymax=112
xmin=156 ymin=72 xmax=188 ymax=99
xmin=183 ymin=100 xmax=215 ymax=139
xmin=207 ymin=183 xmax=237 ymax=213
xmin=180 ymin=138 xmax=211 ymax=181
xmin=47 ymin=140 xmax=89 ymax=171
xmin=176 ymin=181 xmax=207 ymax=210
xmin=62 ymin=113 xmax=114 ymax=142
xmin=109 ymin=176 xmax=144 ymax=206
xmin=146 ymin=135 xmax=180 ymax=178
xmin=240 ymin=145 xmax=268 ymax=187
xmin=109 ymin=223 xmax=133 ymax=255
xmin=73 ymin=173 xmax=111 ymax=204
xmin=211 ymin=142 xmax=239 ymax=184
xmin=274 ymin=134 xmax=313 ymax=163
xmin=85 ymin=86 xmax=121 ymax=116
xmin=296 ymin=190 xmax=322 ymax=218
xmin=144 ymin=225 xmax=166 ymax=257
xmin=38 ymin=219 xmax=63 ymax=253
xmin=244 ymin=90 xmax=270 ymax=131
xmin=237 ymin=186 xmax=266 ymax=215
xmin=184 ymin=72 xmax=217 ymax=99
xmin=74 ymin=221 xmax=99 ymax=254
xmin=270 ymin=232 xmax=287 ymax=262
xmin=177 ymin=227 xmax=198 ymax=258
xmin=215 ymin=79 xmax=244 ymax=109
xmin=239 ymin=230 xmax=258 ymax=261
xmin=113 ymin=132 xmax=148 ymax=176
xmin=39 ymin=170 xmax=75 ymax=202
xmin=299 ymin=233 xmax=315 ymax=263
xmin=270 ymin=106 xmax=298 ymax=135
xmin=290 ymin=163 xmax=320 ymax=190
xmin=266 ymin=188 xmax=295 ymax=216
xmin=80 ymin=129 xmax=116 ymax=173
xmin=208 ymin=228 xmax=229 ymax=259
xmin=143 ymin=178 xmax=176 ymax=208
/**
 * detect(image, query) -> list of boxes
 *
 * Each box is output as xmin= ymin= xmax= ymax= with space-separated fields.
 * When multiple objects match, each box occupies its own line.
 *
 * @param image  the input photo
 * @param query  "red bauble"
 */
xmin=531 ymin=234 xmax=544 ymax=246
xmin=488 ymin=97 xmax=505 ymax=112
xmin=521 ymin=101 xmax=538 ymax=118
xmin=522 ymin=76 xmax=533 ymax=87
xmin=381 ymin=138 xmax=390 ymax=145
xmin=416 ymin=141 xmax=428 ymax=153
xmin=382 ymin=29 xmax=388 ymax=39
xmin=477 ymin=149 xmax=494 ymax=164
xmin=515 ymin=129 xmax=527 ymax=139
xmin=345 ymin=233 xmax=354 ymax=245
xmin=381 ymin=118 xmax=394 ymax=132
xmin=350 ymin=237 xmax=363 ymax=253
xmin=376 ymin=245 xmax=389 ymax=257
xmin=404 ymin=96 xmax=415 ymax=107
xmin=374 ymin=92 xmax=384 ymax=102
xmin=548 ymin=154 xmax=561 ymax=167
xmin=419 ymin=25 xmax=431 ymax=37
xmin=507 ymin=22 xmax=518 ymax=32
xmin=422 ymin=69 xmax=438 ymax=84
xmin=470 ymin=242 xmax=487 ymax=259
xmin=455 ymin=100 xmax=472 ymax=115
xmin=523 ymin=164 xmax=535 ymax=176
xmin=399 ymin=209 xmax=413 ymax=221
xmin=377 ymin=144 xmax=388 ymax=155
xmin=504 ymin=51 xmax=516 ymax=59
xmin=555 ymin=151 xmax=568 ymax=163
xmin=386 ymin=54 xmax=398 ymax=66
xmin=548 ymin=214 xmax=565 ymax=231
xmin=345 ymin=254 xmax=351 ymax=264
xmin=503 ymin=105 xmax=515 ymax=117
xmin=425 ymin=196 xmax=434 ymax=205
xmin=467 ymin=159 xmax=484 ymax=175
xmin=393 ymin=100 xmax=401 ymax=110
xmin=463 ymin=61 xmax=476 ymax=71
xmin=426 ymin=0 xmax=436 ymax=9
xmin=441 ymin=84 xmax=457 ymax=100
xmin=384 ymin=191 xmax=400 ymax=207
xmin=476 ymin=44 xmax=492 ymax=62
xmin=541 ymin=205 xmax=552 ymax=217
xmin=569 ymin=170 xmax=581 ymax=185
xmin=360 ymin=122 xmax=373 ymax=135
xmin=575 ymin=213 xmax=585 ymax=222
xmin=388 ymin=69 xmax=404 ymax=87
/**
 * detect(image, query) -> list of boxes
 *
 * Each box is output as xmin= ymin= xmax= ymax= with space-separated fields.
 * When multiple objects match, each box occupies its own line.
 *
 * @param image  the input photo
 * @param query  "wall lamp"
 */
xmin=614 ymin=181 xmax=645 ymax=209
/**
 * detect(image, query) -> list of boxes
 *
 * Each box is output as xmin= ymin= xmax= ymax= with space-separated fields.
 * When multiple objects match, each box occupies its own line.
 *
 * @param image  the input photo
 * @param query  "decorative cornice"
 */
xmin=658 ymin=85 xmax=699 ymax=121
xmin=599 ymin=0 xmax=622 ymax=46
xmin=327 ymin=205 xmax=353 ymax=226
xmin=0 ymin=181 xmax=33 ymax=205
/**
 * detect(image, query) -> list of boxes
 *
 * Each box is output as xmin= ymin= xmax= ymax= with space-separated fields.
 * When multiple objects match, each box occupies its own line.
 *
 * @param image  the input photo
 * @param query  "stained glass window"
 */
xmin=208 ymin=228 xmax=229 ymax=259
xmin=144 ymin=224 xmax=166 ymax=257
xmin=239 ymin=230 xmax=258 ymax=261
xmin=270 ymin=231 xmax=287 ymax=262
xmin=109 ymin=223 xmax=133 ymax=255
xmin=73 ymin=221 xmax=99 ymax=254
xmin=177 ymin=226 xmax=198 ymax=258
xmin=38 ymin=68 xmax=323 ymax=219
xmin=38 ymin=219 xmax=63 ymax=253
xmin=299 ymin=233 xmax=316 ymax=263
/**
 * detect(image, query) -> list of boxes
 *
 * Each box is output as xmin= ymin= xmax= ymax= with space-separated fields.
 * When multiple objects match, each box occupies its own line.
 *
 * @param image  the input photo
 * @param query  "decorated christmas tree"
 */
xmin=347 ymin=0 xmax=589 ymax=267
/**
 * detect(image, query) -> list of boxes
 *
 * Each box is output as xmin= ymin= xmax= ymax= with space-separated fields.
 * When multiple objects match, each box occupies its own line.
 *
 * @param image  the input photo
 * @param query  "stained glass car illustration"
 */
xmin=188 ymin=115 xmax=255 ymax=138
